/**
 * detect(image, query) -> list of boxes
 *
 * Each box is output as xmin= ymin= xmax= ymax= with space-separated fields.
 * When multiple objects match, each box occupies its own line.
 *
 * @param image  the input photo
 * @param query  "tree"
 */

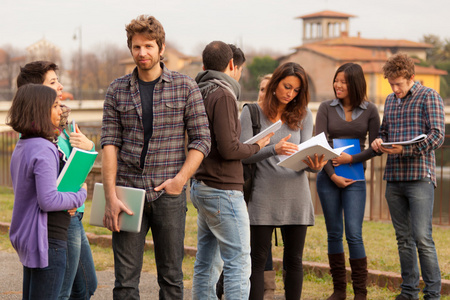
xmin=69 ymin=43 xmax=129 ymax=100
xmin=244 ymin=56 xmax=279 ymax=91
xmin=421 ymin=34 xmax=450 ymax=98
xmin=435 ymin=61 xmax=450 ymax=99
xmin=422 ymin=34 xmax=445 ymax=63
xmin=0 ymin=44 xmax=26 ymax=100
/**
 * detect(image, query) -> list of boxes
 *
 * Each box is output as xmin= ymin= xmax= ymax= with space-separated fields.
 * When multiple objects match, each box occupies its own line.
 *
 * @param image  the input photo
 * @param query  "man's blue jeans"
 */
xmin=190 ymin=180 xmax=251 ymax=300
xmin=386 ymin=178 xmax=441 ymax=300
xmin=59 ymin=212 xmax=97 ymax=299
xmin=23 ymin=239 xmax=67 ymax=300
xmin=317 ymin=171 xmax=367 ymax=259
xmin=112 ymin=191 xmax=187 ymax=300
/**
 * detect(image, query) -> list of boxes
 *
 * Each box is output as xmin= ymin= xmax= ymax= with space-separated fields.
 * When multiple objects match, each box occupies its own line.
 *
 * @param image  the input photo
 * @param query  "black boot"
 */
xmin=349 ymin=257 xmax=368 ymax=300
xmin=327 ymin=253 xmax=347 ymax=300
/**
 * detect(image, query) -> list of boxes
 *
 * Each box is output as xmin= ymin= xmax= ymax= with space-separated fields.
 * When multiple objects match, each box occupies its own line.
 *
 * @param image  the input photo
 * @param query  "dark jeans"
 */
xmin=250 ymin=225 xmax=307 ymax=300
xmin=112 ymin=191 xmax=187 ymax=300
xmin=23 ymin=238 xmax=67 ymax=300
xmin=317 ymin=170 xmax=367 ymax=259
xmin=386 ymin=179 xmax=441 ymax=300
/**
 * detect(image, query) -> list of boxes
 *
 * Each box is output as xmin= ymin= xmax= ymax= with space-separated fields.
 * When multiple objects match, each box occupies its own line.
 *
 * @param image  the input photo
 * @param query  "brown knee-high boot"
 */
xmin=263 ymin=270 xmax=276 ymax=300
xmin=349 ymin=257 xmax=368 ymax=300
xmin=327 ymin=253 xmax=347 ymax=300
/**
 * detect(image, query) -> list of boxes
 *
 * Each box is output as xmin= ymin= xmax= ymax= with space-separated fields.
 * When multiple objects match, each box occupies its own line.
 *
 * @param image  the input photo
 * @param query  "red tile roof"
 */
xmin=414 ymin=65 xmax=447 ymax=75
xmin=360 ymin=62 xmax=447 ymax=75
xmin=0 ymin=49 xmax=6 ymax=64
xmin=299 ymin=44 xmax=388 ymax=62
xmin=296 ymin=10 xmax=356 ymax=19
xmin=294 ymin=44 xmax=447 ymax=76
xmin=314 ymin=36 xmax=432 ymax=49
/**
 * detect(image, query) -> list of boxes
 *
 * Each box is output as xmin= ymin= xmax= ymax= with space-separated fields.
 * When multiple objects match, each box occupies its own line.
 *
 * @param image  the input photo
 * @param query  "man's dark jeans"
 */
xmin=112 ymin=190 xmax=187 ymax=300
xmin=386 ymin=179 xmax=441 ymax=300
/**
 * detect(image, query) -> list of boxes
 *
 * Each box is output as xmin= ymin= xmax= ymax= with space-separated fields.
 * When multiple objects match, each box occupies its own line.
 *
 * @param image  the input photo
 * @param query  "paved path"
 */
xmin=0 ymin=251 xmax=193 ymax=300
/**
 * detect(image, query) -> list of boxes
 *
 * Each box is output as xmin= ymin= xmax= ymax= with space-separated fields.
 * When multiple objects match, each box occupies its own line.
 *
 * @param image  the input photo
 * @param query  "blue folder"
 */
xmin=332 ymin=139 xmax=365 ymax=181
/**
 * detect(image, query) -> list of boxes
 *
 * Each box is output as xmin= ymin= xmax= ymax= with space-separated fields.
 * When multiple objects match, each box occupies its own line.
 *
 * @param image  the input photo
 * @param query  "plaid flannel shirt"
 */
xmin=101 ymin=64 xmax=211 ymax=201
xmin=379 ymin=81 xmax=445 ymax=186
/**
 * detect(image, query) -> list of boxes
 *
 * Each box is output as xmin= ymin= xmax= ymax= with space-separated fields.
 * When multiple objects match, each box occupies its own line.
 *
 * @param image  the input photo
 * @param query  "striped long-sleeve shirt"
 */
xmin=379 ymin=81 xmax=445 ymax=186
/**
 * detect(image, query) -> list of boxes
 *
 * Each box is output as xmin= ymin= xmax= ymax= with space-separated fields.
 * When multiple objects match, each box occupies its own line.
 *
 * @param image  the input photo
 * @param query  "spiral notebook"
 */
xmin=89 ymin=183 xmax=146 ymax=233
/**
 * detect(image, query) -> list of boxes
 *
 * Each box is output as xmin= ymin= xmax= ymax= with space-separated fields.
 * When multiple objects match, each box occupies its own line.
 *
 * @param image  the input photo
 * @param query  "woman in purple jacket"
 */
xmin=6 ymin=84 xmax=87 ymax=300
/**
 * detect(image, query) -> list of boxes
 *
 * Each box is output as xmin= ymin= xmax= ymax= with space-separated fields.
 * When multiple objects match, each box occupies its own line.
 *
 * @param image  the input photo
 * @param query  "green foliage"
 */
xmin=421 ymin=34 xmax=450 ymax=98
xmin=244 ymin=56 xmax=279 ymax=90
xmin=435 ymin=61 xmax=450 ymax=98
xmin=422 ymin=34 xmax=446 ymax=63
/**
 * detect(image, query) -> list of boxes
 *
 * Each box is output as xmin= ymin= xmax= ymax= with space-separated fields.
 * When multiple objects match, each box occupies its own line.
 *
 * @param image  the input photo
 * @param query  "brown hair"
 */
xmin=16 ymin=61 xmax=58 ymax=88
xmin=333 ymin=63 xmax=367 ymax=109
xmin=262 ymin=62 xmax=309 ymax=130
xmin=126 ymin=15 xmax=165 ymax=60
xmin=382 ymin=53 xmax=415 ymax=80
xmin=7 ymin=84 xmax=58 ymax=141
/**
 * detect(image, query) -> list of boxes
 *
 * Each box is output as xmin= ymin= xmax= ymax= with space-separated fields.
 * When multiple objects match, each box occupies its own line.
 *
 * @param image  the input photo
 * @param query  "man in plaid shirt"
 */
xmin=100 ymin=15 xmax=211 ymax=299
xmin=372 ymin=53 xmax=444 ymax=300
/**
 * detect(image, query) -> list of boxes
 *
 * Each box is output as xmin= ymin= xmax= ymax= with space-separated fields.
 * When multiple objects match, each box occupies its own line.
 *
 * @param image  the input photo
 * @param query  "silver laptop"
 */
xmin=89 ymin=183 xmax=145 ymax=233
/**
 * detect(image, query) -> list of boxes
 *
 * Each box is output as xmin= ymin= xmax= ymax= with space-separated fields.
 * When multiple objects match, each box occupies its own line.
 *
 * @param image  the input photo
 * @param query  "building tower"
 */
xmin=296 ymin=10 xmax=356 ymax=44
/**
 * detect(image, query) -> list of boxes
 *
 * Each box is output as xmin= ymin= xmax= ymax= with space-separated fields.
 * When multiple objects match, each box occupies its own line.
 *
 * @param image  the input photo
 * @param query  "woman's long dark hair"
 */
xmin=7 ymin=84 xmax=58 ymax=141
xmin=262 ymin=62 xmax=309 ymax=130
xmin=333 ymin=63 xmax=367 ymax=109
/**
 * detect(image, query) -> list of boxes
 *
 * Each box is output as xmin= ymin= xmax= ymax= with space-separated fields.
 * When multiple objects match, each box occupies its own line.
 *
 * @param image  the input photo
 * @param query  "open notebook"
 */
xmin=89 ymin=183 xmax=146 ymax=233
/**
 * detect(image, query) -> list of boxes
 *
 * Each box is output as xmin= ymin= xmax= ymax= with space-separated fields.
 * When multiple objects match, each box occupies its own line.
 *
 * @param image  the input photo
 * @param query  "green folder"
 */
xmin=57 ymin=147 xmax=98 ymax=192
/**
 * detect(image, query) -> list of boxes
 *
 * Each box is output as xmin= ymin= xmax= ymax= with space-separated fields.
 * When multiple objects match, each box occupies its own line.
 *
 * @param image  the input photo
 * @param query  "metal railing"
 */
xmin=1 ymin=128 xmax=449 ymax=226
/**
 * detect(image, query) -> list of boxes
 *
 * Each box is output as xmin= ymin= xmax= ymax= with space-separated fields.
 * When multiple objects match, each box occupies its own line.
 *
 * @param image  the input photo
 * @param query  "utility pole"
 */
xmin=73 ymin=26 xmax=82 ymax=107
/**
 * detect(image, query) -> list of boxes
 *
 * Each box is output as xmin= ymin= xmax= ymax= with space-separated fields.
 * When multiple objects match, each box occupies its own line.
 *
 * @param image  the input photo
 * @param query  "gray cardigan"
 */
xmin=240 ymin=105 xmax=315 ymax=226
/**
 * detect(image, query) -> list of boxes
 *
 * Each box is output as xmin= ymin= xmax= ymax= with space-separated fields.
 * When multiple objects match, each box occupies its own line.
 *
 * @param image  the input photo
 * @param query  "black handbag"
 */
xmin=242 ymin=103 xmax=261 ymax=203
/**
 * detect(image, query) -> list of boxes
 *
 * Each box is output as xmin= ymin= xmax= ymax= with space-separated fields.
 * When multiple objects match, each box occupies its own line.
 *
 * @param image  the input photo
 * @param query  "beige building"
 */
xmin=0 ymin=38 xmax=65 ymax=97
xmin=282 ymin=10 xmax=447 ymax=104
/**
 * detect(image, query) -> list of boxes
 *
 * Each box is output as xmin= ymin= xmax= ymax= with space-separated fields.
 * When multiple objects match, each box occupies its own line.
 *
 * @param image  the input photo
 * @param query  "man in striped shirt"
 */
xmin=372 ymin=53 xmax=444 ymax=300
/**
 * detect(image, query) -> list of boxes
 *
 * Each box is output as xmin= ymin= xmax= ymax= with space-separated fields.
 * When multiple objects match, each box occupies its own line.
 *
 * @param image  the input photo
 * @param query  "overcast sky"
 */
xmin=2 ymin=0 xmax=449 ymax=62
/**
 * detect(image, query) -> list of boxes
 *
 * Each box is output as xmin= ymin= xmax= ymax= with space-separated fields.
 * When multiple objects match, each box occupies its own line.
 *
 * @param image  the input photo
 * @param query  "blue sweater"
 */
xmin=9 ymin=137 xmax=86 ymax=268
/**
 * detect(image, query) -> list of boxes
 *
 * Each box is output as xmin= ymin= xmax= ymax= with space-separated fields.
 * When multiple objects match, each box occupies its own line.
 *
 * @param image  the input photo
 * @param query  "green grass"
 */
xmin=1 ymin=187 xmax=449 ymax=299
xmin=0 ymin=186 xmax=14 ymax=223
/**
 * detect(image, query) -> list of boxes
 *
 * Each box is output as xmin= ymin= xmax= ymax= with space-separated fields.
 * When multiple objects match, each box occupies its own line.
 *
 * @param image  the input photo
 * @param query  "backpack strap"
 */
xmin=244 ymin=103 xmax=261 ymax=136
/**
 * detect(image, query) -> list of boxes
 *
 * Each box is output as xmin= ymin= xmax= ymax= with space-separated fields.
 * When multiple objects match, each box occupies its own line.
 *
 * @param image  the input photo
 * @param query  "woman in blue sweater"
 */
xmin=7 ymin=84 xmax=87 ymax=300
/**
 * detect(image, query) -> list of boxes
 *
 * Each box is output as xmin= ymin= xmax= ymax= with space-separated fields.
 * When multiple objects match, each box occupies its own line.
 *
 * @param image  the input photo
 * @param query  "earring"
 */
xmin=273 ymin=92 xmax=276 ymax=95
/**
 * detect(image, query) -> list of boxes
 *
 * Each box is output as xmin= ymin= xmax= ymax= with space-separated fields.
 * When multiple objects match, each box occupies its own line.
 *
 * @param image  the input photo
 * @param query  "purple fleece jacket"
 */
xmin=9 ymin=137 xmax=86 ymax=268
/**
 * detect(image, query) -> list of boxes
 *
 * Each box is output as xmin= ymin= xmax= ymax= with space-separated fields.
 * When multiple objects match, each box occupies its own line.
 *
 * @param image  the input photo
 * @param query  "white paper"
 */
xmin=277 ymin=132 xmax=353 ymax=171
xmin=381 ymin=134 xmax=427 ymax=147
xmin=244 ymin=120 xmax=283 ymax=144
